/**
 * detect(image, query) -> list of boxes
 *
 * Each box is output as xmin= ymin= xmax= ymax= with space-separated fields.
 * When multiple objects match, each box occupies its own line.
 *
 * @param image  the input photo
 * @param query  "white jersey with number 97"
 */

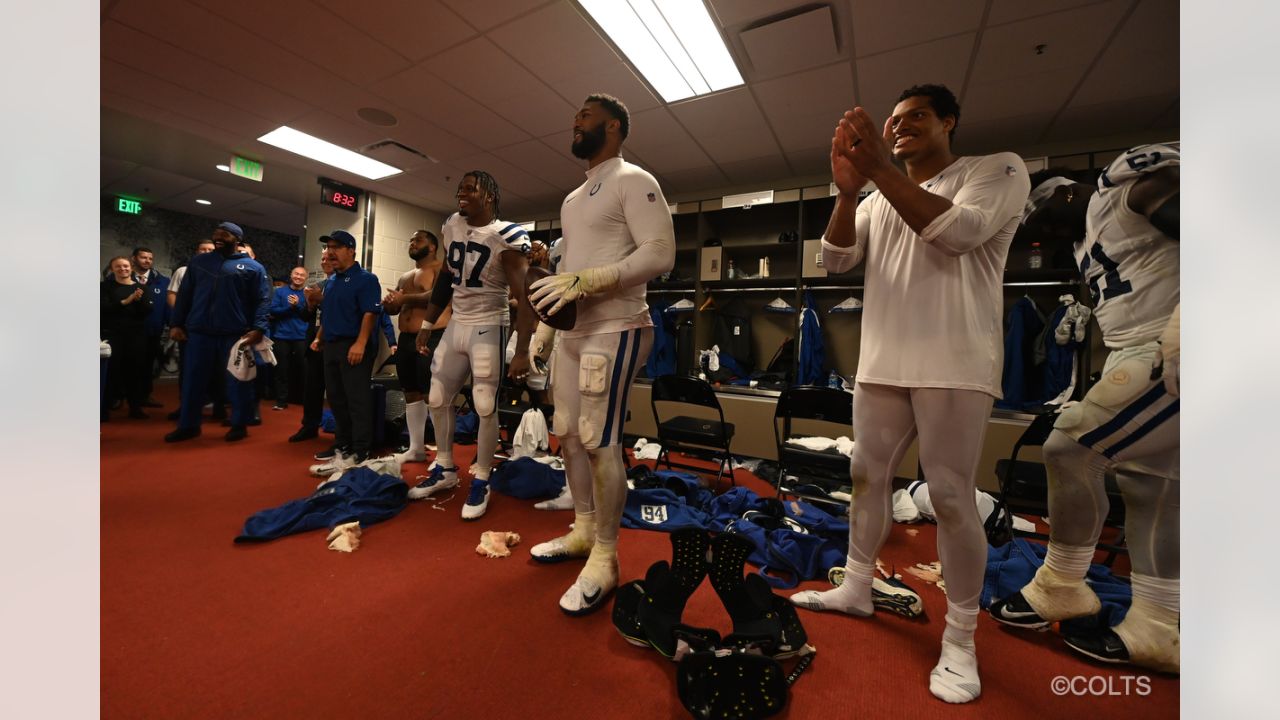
xmin=441 ymin=212 xmax=530 ymax=326
xmin=1080 ymin=142 xmax=1179 ymax=348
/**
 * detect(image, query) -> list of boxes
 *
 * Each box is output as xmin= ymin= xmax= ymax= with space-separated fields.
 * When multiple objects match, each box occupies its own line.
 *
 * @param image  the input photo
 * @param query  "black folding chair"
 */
xmin=650 ymin=374 xmax=736 ymax=487
xmin=773 ymin=385 xmax=854 ymax=506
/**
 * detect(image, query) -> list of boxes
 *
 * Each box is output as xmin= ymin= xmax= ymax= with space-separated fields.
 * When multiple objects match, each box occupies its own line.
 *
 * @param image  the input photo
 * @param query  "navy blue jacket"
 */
xmin=136 ymin=271 xmax=170 ymax=336
xmin=172 ymin=251 xmax=270 ymax=336
xmin=269 ymin=286 xmax=310 ymax=341
xmin=379 ymin=310 xmax=397 ymax=347
xmin=234 ymin=466 xmax=408 ymax=542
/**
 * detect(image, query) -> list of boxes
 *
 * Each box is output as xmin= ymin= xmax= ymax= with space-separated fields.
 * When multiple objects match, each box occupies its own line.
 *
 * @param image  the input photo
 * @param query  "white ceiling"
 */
xmin=100 ymin=0 xmax=1179 ymax=226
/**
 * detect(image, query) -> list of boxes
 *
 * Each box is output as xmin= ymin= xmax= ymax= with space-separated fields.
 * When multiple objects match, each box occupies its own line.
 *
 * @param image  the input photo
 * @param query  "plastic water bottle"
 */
xmin=1029 ymin=242 xmax=1043 ymax=269
xmin=727 ymin=259 xmax=736 ymax=279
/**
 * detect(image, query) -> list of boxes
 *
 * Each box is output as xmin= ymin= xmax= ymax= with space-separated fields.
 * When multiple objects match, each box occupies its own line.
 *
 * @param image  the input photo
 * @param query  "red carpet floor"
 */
xmin=101 ymin=382 xmax=1178 ymax=718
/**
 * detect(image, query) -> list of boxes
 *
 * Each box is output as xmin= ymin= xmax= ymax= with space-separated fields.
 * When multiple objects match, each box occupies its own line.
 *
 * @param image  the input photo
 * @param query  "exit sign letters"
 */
xmin=230 ymin=155 xmax=263 ymax=182
xmin=117 ymin=198 xmax=141 ymax=215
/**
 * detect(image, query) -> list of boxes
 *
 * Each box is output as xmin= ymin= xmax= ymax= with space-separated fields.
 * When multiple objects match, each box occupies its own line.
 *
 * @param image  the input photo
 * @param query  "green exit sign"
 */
xmin=117 ymin=198 xmax=142 ymax=215
xmin=230 ymin=156 xmax=263 ymax=182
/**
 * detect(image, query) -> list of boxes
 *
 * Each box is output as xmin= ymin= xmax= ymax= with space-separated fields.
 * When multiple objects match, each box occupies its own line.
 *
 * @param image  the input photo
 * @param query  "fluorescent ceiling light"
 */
xmin=257 ymin=126 xmax=402 ymax=180
xmin=195 ymin=199 xmax=212 ymax=205
xmin=578 ymin=0 xmax=743 ymax=102
xmin=216 ymin=164 xmax=230 ymax=172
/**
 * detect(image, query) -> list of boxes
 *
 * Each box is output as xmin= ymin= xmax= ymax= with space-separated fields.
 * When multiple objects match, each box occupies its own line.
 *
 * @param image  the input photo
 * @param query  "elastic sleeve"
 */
xmin=919 ymin=153 xmax=1030 ymax=256
xmin=611 ymin=170 xmax=675 ymax=288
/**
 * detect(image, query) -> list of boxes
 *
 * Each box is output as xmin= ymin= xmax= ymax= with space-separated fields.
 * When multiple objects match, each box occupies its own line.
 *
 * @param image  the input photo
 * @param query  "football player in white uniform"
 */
xmin=991 ymin=144 xmax=1180 ymax=674
xmin=410 ymin=171 xmax=536 ymax=520
xmin=527 ymin=94 xmax=675 ymax=616
xmin=787 ymin=85 xmax=1030 ymax=704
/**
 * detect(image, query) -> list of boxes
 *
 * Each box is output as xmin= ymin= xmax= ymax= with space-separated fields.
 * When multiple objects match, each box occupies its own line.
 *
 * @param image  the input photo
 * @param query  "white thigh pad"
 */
xmin=577 ymin=352 xmax=611 ymax=449
xmin=1055 ymin=346 xmax=1158 ymax=437
xmin=471 ymin=342 xmax=498 ymax=381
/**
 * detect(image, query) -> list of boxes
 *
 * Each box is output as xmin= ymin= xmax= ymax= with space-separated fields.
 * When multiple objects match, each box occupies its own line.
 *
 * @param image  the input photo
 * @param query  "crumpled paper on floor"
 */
xmin=905 ymin=561 xmax=946 ymax=595
xmin=476 ymin=531 xmax=521 ymax=558
xmin=326 ymin=521 xmax=362 ymax=552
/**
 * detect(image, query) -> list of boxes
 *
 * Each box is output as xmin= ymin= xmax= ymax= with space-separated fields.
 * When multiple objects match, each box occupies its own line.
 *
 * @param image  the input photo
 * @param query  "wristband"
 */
xmin=420 ymin=320 xmax=434 ymax=332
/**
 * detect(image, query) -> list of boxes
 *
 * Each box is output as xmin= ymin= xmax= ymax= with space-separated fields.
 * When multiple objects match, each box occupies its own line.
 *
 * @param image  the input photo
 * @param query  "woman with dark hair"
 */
xmin=101 ymin=256 xmax=153 ymax=419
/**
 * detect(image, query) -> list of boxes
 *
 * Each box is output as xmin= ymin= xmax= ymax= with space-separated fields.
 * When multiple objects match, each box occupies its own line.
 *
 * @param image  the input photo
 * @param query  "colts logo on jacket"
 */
xmin=640 ymin=505 xmax=669 ymax=525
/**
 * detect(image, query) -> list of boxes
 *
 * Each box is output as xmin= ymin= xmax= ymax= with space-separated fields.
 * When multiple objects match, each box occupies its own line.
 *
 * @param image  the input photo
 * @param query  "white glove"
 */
xmin=529 ymin=321 xmax=556 ymax=366
xmin=529 ymin=265 xmax=622 ymax=317
xmin=1153 ymin=304 xmax=1180 ymax=397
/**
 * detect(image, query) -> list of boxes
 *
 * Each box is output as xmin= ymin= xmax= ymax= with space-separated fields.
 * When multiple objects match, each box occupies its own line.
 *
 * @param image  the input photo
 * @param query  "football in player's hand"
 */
xmin=525 ymin=265 xmax=577 ymax=331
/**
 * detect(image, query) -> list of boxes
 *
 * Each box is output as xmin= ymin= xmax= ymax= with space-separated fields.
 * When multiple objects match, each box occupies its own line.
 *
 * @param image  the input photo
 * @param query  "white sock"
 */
xmin=473 ymin=465 xmax=491 ymax=481
xmin=397 ymin=401 xmax=429 ymax=461
xmin=436 ymin=452 xmax=455 ymax=472
xmin=1113 ymin=574 xmax=1180 ymax=673
xmin=1021 ymin=542 xmax=1101 ymax=621
xmin=930 ymin=602 xmax=981 ymax=703
xmin=789 ymin=556 xmax=874 ymax=616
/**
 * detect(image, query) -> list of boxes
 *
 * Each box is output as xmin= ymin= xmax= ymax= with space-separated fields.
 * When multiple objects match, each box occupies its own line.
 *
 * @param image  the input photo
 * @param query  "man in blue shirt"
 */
xmin=164 ymin=221 xmax=271 ymax=442
xmin=313 ymin=230 xmax=382 ymax=466
xmin=268 ymin=266 xmax=311 ymax=410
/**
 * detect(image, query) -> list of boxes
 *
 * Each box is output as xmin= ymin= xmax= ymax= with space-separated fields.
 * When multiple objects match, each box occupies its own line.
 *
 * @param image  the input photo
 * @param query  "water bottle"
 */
xmin=1029 ymin=242 xmax=1043 ymax=269
xmin=727 ymin=259 xmax=736 ymax=279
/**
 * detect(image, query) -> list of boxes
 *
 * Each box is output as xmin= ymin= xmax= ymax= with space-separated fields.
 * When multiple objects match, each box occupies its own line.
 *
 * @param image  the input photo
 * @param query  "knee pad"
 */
xmin=577 ymin=352 xmax=612 ymax=449
xmin=472 ymin=382 xmax=496 ymax=417
xmin=427 ymin=380 xmax=447 ymax=410
xmin=1056 ymin=350 xmax=1157 ymax=438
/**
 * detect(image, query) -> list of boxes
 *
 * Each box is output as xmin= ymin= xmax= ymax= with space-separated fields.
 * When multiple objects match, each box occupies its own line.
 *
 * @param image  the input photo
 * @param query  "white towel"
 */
xmin=512 ymin=408 xmax=550 ymax=459
xmin=785 ymin=436 xmax=855 ymax=457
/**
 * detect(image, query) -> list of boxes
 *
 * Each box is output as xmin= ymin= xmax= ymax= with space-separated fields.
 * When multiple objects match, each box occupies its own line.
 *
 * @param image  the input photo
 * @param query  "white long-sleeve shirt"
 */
xmin=822 ymin=153 xmax=1030 ymax=397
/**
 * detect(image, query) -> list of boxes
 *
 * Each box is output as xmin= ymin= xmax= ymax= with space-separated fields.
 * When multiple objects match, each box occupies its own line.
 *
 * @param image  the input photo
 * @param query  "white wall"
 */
xmin=302 ymin=201 xmax=365 ymax=275
xmin=369 ymin=194 xmax=447 ymax=292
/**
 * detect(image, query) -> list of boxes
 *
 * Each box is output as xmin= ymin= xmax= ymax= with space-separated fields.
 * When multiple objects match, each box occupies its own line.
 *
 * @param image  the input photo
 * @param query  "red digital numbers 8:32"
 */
xmin=322 ymin=185 xmax=360 ymax=211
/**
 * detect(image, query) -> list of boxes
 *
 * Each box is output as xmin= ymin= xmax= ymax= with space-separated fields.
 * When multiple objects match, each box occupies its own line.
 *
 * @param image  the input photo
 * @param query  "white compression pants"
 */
xmin=1044 ymin=342 xmax=1179 ymax=577
xmin=428 ymin=323 xmax=505 ymax=476
xmin=552 ymin=327 xmax=652 ymax=545
xmin=847 ymin=382 xmax=994 ymax=611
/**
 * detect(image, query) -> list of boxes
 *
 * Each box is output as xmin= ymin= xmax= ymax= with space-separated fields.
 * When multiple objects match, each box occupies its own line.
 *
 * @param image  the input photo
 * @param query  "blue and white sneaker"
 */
xmin=461 ymin=480 xmax=491 ymax=520
xmin=407 ymin=465 xmax=459 ymax=500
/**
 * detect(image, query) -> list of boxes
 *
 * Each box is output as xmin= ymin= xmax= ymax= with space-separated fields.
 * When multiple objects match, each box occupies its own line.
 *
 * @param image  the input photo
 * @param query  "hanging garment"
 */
xmin=646 ymin=300 xmax=678 ymax=378
xmin=796 ymin=291 xmax=826 ymax=386
xmin=997 ymin=296 xmax=1046 ymax=409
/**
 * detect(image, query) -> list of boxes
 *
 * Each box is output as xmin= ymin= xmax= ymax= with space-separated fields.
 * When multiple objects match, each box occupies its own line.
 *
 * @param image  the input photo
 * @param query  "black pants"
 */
xmin=323 ymin=338 xmax=376 ymax=454
xmin=273 ymin=338 xmax=307 ymax=405
xmin=301 ymin=342 xmax=325 ymax=429
xmin=105 ymin=331 xmax=148 ymax=411
xmin=141 ymin=334 xmax=162 ymax=399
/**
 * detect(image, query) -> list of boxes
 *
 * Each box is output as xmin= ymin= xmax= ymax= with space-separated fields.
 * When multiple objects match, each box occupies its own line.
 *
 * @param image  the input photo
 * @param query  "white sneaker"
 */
xmin=407 ymin=465 xmax=459 ymax=500
xmin=309 ymin=450 xmax=354 ymax=477
xmin=394 ymin=448 xmax=429 ymax=464
xmin=559 ymin=570 xmax=617 ymax=617
xmin=530 ymin=533 xmax=593 ymax=563
xmin=461 ymin=480 xmax=491 ymax=521
xmin=534 ymin=484 xmax=573 ymax=511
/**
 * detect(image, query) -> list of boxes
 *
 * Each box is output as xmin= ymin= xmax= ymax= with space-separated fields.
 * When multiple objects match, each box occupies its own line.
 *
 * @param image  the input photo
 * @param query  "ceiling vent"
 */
xmin=359 ymin=140 xmax=438 ymax=172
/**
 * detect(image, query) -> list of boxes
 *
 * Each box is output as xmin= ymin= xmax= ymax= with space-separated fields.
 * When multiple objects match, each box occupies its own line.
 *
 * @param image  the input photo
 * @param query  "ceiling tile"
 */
xmin=988 ymin=0 xmax=1107 ymax=26
xmin=423 ymin=37 xmax=577 ymax=137
xmin=372 ymin=62 xmax=531 ymax=147
xmin=439 ymin=0 xmax=551 ymax=31
xmin=753 ymin=62 xmax=854 ymax=152
xmin=450 ymin=152 xmax=560 ymax=202
xmin=313 ymin=0 xmax=475 ymax=63
xmin=186 ymin=0 xmax=412 ymax=84
xmin=850 ymin=0 xmax=985 ymax=57
xmin=101 ymin=60 xmax=279 ymax=140
xmin=719 ymin=154 xmax=792 ymax=186
xmin=741 ymin=6 xmax=840 ymax=77
xmin=668 ymin=88 xmax=780 ymax=165
xmin=1071 ymin=0 xmax=1179 ymax=106
xmin=952 ymin=112 xmax=1056 ymax=155
xmin=102 ymin=21 xmax=309 ymax=126
xmin=493 ymin=139 xmax=584 ymax=190
xmin=168 ymin=182 xmax=263 ymax=211
xmin=969 ymin=0 xmax=1129 ymax=84
xmin=543 ymin=62 xmax=661 ymax=115
xmin=662 ymin=166 xmax=732 ymax=197
xmin=624 ymin=108 xmax=715 ymax=174
xmin=287 ymin=110 xmax=387 ymax=153
xmin=853 ymin=34 xmax=974 ymax=120
xmin=964 ymin=67 xmax=1087 ymax=123
xmin=102 ymin=166 xmax=204 ymax=203
xmin=707 ymin=0 xmax=812 ymax=26
xmin=1044 ymin=95 xmax=1176 ymax=143
xmin=784 ymin=147 xmax=831 ymax=176
xmin=485 ymin=1 xmax=617 ymax=83
xmin=101 ymin=157 xmax=138 ymax=187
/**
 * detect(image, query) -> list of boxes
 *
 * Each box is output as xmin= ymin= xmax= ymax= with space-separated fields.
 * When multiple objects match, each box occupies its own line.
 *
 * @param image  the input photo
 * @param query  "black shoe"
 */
xmin=988 ymin=591 xmax=1051 ymax=630
xmin=1063 ymin=628 xmax=1131 ymax=665
xmin=225 ymin=426 xmax=248 ymax=442
xmin=288 ymin=426 xmax=319 ymax=443
xmin=221 ymin=419 xmax=233 ymax=427
xmin=142 ymin=397 xmax=163 ymax=408
xmin=248 ymin=416 xmax=262 ymax=426
xmin=164 ymin=427 xmax=201 ymax=443
xmin=272 ymin=403 xmax=288 ymax=411
xmin=210 ymin=407 xmax=227 ymax=420
xmin=314 ymin=446 xmax=341 ymax=460
xmin=167 ymin=409 xmax=182 ymax=421
xmin=128 ymin=408 xmax=149 ymax=420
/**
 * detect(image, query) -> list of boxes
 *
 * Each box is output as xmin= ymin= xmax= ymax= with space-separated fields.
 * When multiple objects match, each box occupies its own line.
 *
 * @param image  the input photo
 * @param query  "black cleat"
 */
xmin=224 ymin=426 xmax=248 ymax=442
xmin=314 ymin=446 xmax=342 ymax=460
xmin=988 ymin=591 xmax=1052 ymax=630
xmin=164 ymin=427 xmax=201 ymax=443
xmin=1063 ymin=628 xmax=1131 ymax=665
